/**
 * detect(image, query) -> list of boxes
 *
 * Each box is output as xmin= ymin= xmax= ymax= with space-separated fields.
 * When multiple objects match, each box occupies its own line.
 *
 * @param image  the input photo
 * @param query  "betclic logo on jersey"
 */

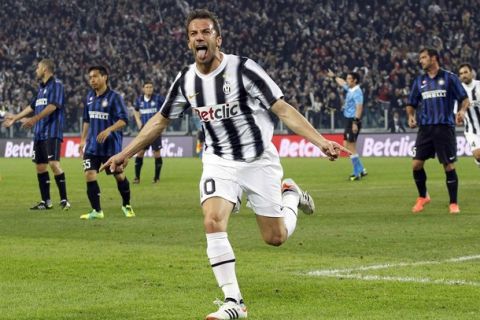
xmin=193 ymin=101 xmax=240 ymax=122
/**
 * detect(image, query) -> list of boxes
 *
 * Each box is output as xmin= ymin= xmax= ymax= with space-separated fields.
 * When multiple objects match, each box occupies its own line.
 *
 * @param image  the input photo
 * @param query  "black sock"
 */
xmin=154 ymin=157 xmax=163 ymax=180
xmin=37 ymin=172 xmax=51 ymax=202
xmin=135 ymin=157 xmax=143 ymax=179
xmin=413 ymin=168 xmax=427 ymax=197
xmin=117 ymin=177 xmax=130 ymax=206
xmin=54 ymin=172 xmax=68 ymax=201
xmin=87 ymin=180 xmax=101 ymax=211
xmin=446 ymin=169 xmax=458 ymax=204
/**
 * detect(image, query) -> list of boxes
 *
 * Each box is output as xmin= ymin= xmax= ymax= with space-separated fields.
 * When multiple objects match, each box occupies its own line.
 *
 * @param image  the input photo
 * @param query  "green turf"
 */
xmin=0 ymin=157 xmax=479 ymax=319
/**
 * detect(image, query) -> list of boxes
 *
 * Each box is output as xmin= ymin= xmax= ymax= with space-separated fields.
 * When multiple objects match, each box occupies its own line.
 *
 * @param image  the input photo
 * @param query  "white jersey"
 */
xmin=462 ymin=79 xmax=480 ymax=135
xmin=160 ymin=54 xmax=283 ymax=162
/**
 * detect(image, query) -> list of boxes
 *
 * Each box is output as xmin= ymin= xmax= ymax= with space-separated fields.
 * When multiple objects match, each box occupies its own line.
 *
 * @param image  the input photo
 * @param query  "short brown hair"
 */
xmin=419 ymin=47 xmax=440 ymax=62
xmin=185 ymin=9 xmax=221 ymax=39
xmin=39 ymin=59 xmax=55 ymax=73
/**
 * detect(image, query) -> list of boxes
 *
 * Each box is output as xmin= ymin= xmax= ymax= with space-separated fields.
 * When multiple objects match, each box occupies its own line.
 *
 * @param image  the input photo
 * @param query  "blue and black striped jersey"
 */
xmin=83 ymin=88 xmax=129 ymax=156
xmin=134 ymin=94 xmax=165 ymax=126
xmin=30 ymin=76 xmax=65 ymax=141
xmin=408 ymin=69 xmax=468 ymax=126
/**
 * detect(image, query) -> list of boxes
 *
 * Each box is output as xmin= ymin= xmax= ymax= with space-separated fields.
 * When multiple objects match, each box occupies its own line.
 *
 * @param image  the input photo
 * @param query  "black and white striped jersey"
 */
xmin=462 ymin=79 xmax=480 ymax=135
xmin=160 ymin=54 xmax=283 ymax=161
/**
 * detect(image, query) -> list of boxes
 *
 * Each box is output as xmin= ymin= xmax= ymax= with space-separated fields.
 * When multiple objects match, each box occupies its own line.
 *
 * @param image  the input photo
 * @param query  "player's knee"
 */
xmin=203 ymin=214 xmax=225 ymax=232
xmin=474 ymin=157 xmax=480 ymax=168
xmin=264 ymin=234 xmax=286 ymax=247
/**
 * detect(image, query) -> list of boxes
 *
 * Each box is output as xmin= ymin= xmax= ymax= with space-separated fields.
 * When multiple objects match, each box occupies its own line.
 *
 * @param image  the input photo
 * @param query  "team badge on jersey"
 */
xmin=223 ymin=80 xmax=231 ymax=95
xmin=151 ymin=101 xmax=156 ymax=106
xmin=102 ymin=99 xmax=108 ymax=108
xmin=43 ymin=88 xmax=47 ymax=94
xmin=438 ymin=79 xmax=445 ymax=86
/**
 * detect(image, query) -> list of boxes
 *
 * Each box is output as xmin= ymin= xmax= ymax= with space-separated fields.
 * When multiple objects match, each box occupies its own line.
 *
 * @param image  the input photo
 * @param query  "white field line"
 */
xmin=306 ymin=255 xmax=480 ymax=286
xmin=316 ymin=273 xmax=480 ymax=287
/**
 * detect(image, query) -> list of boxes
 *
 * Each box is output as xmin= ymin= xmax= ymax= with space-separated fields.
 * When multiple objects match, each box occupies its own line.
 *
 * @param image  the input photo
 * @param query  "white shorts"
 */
xmin=464 ymin=131 xmax=480 ymax=152
xmin=199 ymin=143 xmax=283 ymax=217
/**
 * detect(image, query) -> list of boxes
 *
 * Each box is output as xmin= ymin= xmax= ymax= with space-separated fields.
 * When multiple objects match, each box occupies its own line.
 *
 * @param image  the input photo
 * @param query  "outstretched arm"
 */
xmin=100 ymin=112 xmax=170 ymax=172
xmin=271 ymin=99 xmax=350 ymax=160
xmin=2 ymin=106 xmax=34 ymax=128
xmin=326 ymin=69 xmax=347 ymax=87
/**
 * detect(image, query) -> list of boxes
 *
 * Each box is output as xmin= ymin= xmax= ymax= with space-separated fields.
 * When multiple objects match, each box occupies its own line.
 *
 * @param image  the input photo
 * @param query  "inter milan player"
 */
xmin=102 ymin=9 xmax=348 ymax=319
xmin=78 ymin=65 xmax=135 ymax=220
xmin=132 ymin=80 xmax=165 ymax=184
xmin=3 ymin=59 xmax=70 ymax=211
xmin=406 ymin=48 xmax=469 ymax=214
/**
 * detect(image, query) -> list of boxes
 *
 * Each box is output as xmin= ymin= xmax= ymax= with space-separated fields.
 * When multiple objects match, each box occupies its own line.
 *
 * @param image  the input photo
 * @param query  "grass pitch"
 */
xmin=1 ymin=157 xmax=479 ymax=319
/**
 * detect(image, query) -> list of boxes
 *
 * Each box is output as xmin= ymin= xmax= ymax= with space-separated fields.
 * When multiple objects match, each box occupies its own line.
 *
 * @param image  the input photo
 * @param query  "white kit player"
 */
xmin=458 ymin=63 xmax=480 ymax=165
xmin=103 ymin=9 xmax=349 ymax=320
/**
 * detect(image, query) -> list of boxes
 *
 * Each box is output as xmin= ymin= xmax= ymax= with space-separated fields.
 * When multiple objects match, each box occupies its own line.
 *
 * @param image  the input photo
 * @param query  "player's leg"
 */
xmin=47 ymin=138 xmax=70 ymax=210
xmin=473 ymin=148 xmax=480 ymax=167
xmin=344 ymin=119 xmax=365 ymax=180
xmin=133 ymin=149 xmax=145 ymax=184
xmin=200 ymin=161 xmax=246 ymax=319
xmin=80 ymin=155 xmax=103 ymax=219
xmin=152 ymin=136 xmax=163 ymax=183
xmin=31 ymin=140 xmax=52 ymax=210
xmin=114 ymin=171 xmax=134 ymax=217
xmin=435 ymin=126 xmax=459 ymax=214
xmin=411 ymin=127 xmax=434 ymax=213
xmin=465 ymin=131 xmax=480 ymax=167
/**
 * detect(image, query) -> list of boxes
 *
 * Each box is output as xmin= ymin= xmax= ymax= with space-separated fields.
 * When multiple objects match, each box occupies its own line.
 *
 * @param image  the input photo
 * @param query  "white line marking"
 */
xmin=307 ymin=255 xmax=480 ymax=276
xmin=319 ymin=273 xmax=480 ymax=287
xmin=306 ymin=255 xmax=480 ymax=287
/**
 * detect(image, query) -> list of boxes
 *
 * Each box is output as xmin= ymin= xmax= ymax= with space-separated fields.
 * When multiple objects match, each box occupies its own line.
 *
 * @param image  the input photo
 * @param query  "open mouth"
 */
xmin=196 ymin=45 xmax=208 ymax=60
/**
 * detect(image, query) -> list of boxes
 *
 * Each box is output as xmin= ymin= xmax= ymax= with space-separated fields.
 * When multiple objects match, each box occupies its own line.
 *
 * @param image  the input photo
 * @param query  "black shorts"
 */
xmin=413 ymin=125 xmax=457 ymax=164
xmin=32 ymin=138 xmax=62 ymax=164
xmin=83 ymin=154 xmax=116 ymax=175
xmin=343 ymin=118 xmax=362 ymax=143
xmin=144 ymin=135 xmax=162 ymax=151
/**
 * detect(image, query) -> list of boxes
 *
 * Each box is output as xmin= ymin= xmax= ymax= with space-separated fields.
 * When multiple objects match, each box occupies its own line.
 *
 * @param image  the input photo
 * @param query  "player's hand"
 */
xmin=97 ymin=129 xmax=111 ymax=143
xmin=352 ymin=122 xmax=359 ymax=134
xmin=326 ymin=69 xmax=335 ymax=78
xmin=321 ymin=140 xmax=351 ymax=161
xmin=78 ymin=142 xmax=85 ymax=157
xmin=408 ymin=116 xmax=417 ymax=128
xmin=456 ymin=110 xmax=465 ymax=125
xmin=100 ymin=154 xmax=128 ymax=173
xmin=2 ymin=115 xmax=15 ymax=128
xmin=21 ymin=116 xmax=37 ymax=129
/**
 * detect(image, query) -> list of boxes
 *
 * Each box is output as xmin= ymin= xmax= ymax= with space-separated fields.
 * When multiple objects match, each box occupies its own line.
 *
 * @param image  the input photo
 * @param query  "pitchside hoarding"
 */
xmin=271 ymin=133 xmax=472 ymax=157
xmin=0 ymin=136 xmax=195 ymax=158
xmin=0 ymin=133 xmax=472 ymax=158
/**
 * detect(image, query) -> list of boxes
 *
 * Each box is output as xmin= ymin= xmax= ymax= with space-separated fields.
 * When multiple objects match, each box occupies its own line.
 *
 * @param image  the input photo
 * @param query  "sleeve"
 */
xmin=113 ymin=94 xmax=129 ymax=124
xmin=47 ymin=82 xmax=64 ymax=109
xmin=342 ymin=84 xmax=349 ymax=92
xmin=82 ymin=97 xmax=90 ymax=123
xmin=134 ymin=97 xmax=141 ymax=111
xmin=160 ymin=70 xmax=189 ymax=119
xmin=242 ymin=58 xmax=283 ymax=109
xmin=407 ymin=78 xmax=420 ymax=108
xmin=450 ymin=74 xmax=468 ymax=102
xmin=30 ymin=94 xmax=37 ymax=110
xmin=353 ymin=89 xmax=364 ymax=105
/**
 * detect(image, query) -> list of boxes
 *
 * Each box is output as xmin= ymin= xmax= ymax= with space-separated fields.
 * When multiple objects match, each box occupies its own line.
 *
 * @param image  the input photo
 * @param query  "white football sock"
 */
xmin=206 ymin=232 xmax=242 ymax=302
xmin=282 ymin=190 xmax=299 ymax=237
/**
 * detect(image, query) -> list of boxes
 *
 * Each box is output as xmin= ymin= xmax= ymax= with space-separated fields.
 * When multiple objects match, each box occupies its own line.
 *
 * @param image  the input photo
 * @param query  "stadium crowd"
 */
xmin=1 ymin=0 xmax=479 ymax=136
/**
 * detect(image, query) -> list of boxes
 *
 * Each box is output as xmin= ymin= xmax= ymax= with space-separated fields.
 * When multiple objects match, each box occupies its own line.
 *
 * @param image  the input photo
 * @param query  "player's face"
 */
xmin=143 ymin=84 xmax=154 ymax=96
xmin=419 ymin=52 xmax=433 ymax=71
xmin=346 ymin=75 xmax=356 ymax=88
xmin=459 ymin=67 xmax=473 ymax=85
xmin=187 ymin=19 xmax=222 ymax=67
xmin=35 ymin=63 xmax=45 ymax=81
xmin=89 ymin=70 xmax=107 ymax=91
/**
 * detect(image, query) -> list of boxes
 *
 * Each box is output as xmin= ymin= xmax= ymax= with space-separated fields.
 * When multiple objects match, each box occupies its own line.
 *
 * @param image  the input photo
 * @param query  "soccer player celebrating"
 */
xmin=2 ymin=59 xmax=70 ymax=211
xmin=79 ymin=66 xmax=135 ymax=220
xmin=458 ymin=63 xmax=480 ymax=167
xmin=102 ymin=9 xmax=348 ymax=319
xmin=327 ymin=69 xmax=367 ymax=181
xmin=132 ymin=80 xmax=166 ymax=184
xmin=407 ymin=48 xmax=469 ymax=214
